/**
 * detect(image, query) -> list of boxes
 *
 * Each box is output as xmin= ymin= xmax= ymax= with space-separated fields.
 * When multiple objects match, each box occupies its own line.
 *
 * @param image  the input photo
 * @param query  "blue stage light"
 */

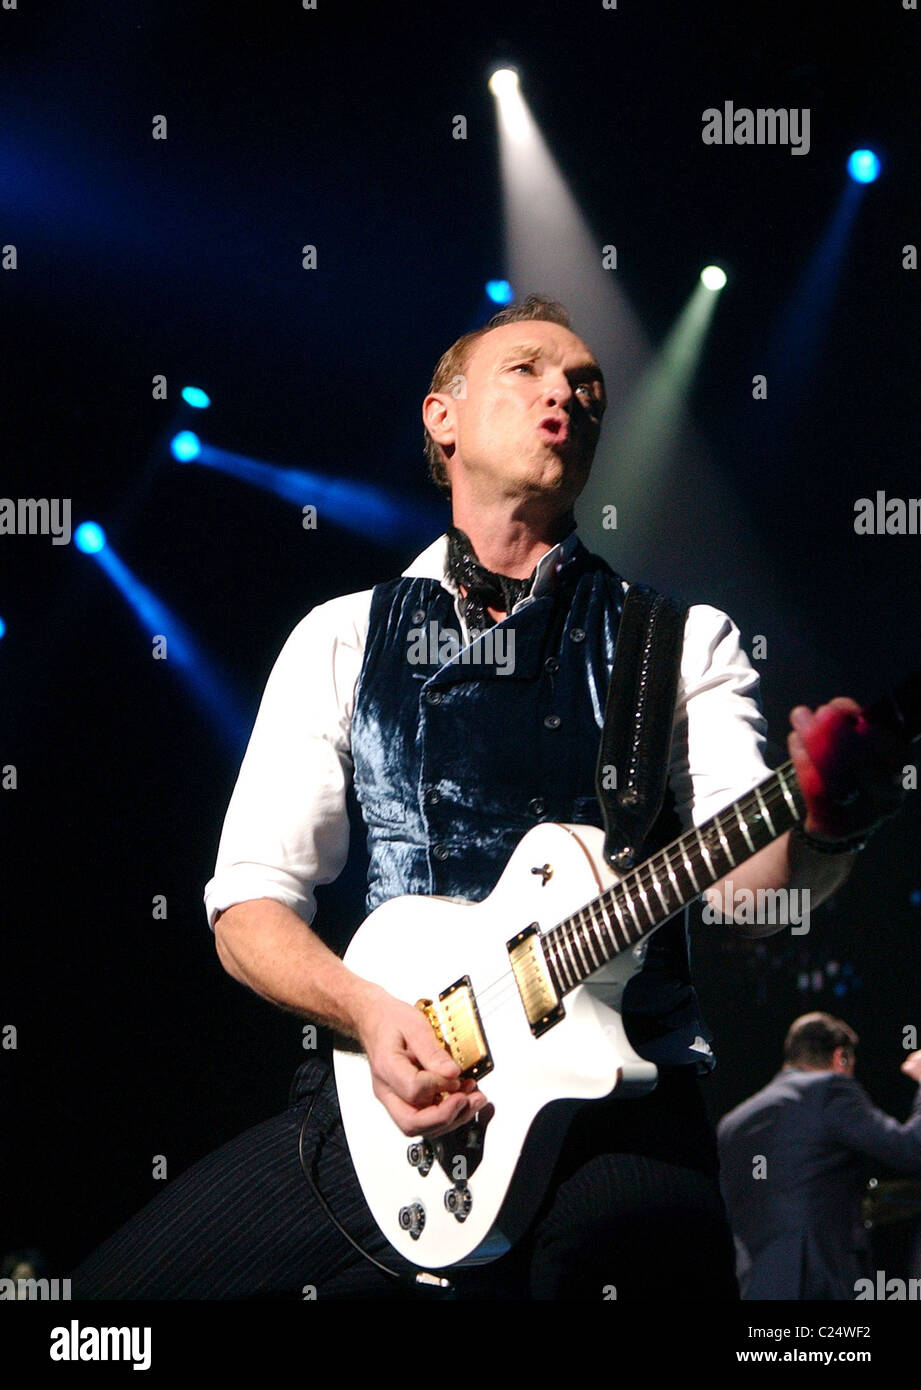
xmin=0 ymin=616 xmax=6 ymax=639
xmin=181 ymin=386 xmax=211 ymax=409
xmin=88 ymin=543 xmax=249 ymax=755
xmin=75 ymin=521 xmax=107 ymax=554
xmin=190 ymin=443 xmax=445 ymax=546
xmin=486 ymin=279 xmax=514 ymax=304
xmin=847 ymin=149 xmax=880 ymax=184
xmin=171 ymin=430 xmax=202 ymax=461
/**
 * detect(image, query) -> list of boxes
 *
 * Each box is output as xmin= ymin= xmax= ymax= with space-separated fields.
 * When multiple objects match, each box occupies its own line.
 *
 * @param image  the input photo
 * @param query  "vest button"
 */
xmin=425 ymin=689 xmax=443 ymax=705
xmin=424 ymin=787 xmax=441 ymax=805
xmin=544 ymin=657 xmax=560 ymax=673
xmin=529 ymin=798 xmax=547 ymax=816
xmin=543 ymin=714 xmax=562 ymax=730
xmin=432 ymin=843 xmax=450 ymax=861
xmin=569 ymin=627 xmax=586 ymax=643
xmin=411 ymin=609 xmax=426 ymax=624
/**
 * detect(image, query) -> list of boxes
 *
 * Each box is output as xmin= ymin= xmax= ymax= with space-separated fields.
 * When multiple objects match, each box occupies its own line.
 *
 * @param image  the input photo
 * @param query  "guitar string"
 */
xmin=471 ymin=792 xmax=788 ymax=1027
xmin=445 ymin=768 xmax=800 ymax=1035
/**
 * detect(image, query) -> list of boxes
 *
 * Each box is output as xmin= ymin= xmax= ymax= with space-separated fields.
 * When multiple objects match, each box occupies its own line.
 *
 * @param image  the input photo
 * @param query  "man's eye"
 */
xmin=512 ymin=362 xmax=536 ymax=373
xmin=575 ymin=382 xmax=600 ymax=403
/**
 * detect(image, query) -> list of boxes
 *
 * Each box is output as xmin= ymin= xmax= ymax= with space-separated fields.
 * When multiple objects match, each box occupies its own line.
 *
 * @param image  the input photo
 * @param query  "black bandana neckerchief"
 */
xmin=445 ymin=526 xmax=538 ymax=634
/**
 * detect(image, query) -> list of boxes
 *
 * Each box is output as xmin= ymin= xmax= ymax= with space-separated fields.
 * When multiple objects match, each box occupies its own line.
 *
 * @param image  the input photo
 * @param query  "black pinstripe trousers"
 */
xmin=70 ymin=1059 xmax=739 ymax=1301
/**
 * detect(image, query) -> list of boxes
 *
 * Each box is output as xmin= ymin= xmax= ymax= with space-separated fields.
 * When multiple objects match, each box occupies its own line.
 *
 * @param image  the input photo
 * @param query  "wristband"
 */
xmin=790 ymin=822 xmax=871 ymax=856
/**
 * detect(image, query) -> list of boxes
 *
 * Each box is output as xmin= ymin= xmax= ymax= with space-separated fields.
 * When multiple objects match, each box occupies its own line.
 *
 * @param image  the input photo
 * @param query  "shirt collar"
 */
xmin=402 ymin=529 xmax=582 ymax=610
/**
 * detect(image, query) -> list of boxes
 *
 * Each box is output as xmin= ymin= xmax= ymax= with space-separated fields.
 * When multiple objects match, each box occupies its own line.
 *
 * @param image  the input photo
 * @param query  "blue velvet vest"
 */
xmin=350 ymin=538 xmax=714 ymax=1070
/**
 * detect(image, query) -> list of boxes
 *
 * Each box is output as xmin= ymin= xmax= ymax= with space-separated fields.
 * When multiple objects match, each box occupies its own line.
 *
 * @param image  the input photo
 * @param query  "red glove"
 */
xmin=787 ymin=696 xmax=907 ymax=843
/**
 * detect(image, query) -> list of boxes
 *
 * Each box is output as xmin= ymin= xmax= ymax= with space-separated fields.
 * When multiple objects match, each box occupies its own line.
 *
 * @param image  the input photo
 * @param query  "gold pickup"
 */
xmin=507 ymin=924 xmax=564 ymax=1036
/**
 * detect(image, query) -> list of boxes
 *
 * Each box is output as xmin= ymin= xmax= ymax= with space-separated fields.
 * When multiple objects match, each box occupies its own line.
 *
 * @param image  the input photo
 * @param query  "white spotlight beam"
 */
xmin=492 ymin=82 xmax=786 ymax=624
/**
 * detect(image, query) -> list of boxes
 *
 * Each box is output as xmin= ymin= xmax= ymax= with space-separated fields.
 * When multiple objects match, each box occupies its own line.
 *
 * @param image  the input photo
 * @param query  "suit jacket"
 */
xmin=718 ymin=1069 xmax=921 ymax=1299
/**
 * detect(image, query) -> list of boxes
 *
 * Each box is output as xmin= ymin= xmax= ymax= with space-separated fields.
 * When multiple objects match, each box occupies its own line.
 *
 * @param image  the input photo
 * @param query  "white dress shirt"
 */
xmin=204 ymin=533 xmax=770 ymax=930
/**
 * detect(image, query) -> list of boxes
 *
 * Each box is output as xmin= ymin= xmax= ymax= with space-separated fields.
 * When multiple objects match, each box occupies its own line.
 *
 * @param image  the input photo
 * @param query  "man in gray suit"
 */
xmin=718 ymin=1012 xmax=921 ymax=1299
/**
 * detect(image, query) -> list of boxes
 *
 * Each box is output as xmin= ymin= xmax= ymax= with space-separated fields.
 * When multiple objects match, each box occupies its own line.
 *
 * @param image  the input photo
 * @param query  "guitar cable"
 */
xmin=296 ymin=1087 xmax=455 ymax=1295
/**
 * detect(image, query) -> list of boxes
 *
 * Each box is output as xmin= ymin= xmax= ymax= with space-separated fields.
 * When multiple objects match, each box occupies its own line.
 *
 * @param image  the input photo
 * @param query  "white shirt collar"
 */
xmin=402 ymin=529 xmax=582 ymax=611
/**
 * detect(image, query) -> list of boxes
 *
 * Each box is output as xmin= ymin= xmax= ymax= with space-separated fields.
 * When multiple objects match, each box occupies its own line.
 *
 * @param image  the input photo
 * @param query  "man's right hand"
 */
xmin=901 ymin=1050 xmax=921 ymax=1083
xmin=214 ymin=900 xmax=489 ymax=1136
xmin=354 ymin=982 xmax=488 ymax=1138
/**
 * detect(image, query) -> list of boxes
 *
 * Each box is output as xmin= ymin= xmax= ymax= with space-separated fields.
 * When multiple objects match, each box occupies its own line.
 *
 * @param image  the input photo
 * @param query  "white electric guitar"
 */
xmin=334 ymin=679 xmax=919 ymax=1269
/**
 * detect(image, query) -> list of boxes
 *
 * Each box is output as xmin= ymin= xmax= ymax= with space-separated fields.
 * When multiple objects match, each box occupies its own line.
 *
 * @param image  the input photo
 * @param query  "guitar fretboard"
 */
xmin=541 ymin=761 xmax=806 ymax=997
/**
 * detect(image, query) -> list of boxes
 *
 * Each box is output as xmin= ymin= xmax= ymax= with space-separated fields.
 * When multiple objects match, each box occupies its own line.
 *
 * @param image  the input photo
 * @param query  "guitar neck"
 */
xmin=542 ymin=762 xmax=805 ymax=997
xmin=541 ymin=667 xmax=921 ymax=999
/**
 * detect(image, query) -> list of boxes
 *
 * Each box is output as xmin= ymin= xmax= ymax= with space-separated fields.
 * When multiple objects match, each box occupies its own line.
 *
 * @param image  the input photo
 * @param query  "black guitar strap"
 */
xmin=595 ymin=584 xmax=688 ymax=873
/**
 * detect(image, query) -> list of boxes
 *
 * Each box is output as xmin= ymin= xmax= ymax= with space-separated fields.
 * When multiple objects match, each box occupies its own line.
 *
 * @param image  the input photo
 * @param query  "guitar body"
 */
xmin=333 ymin=822 xmax=658 ymax=1268
xmin=334 ymin=669 xmax=921 ymax=1269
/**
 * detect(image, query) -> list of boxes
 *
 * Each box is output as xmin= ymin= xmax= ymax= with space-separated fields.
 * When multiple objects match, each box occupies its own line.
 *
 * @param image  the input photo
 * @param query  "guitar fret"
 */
xmin=571 ymin=914 xmax=592 ymax=977
xmin=755 ymin=785 xmax=776 ymax=837
xmin=599 ymin=894 xmax=622 ymax=951
xmin=593 ymin=907 xmax=611 ymax=960
xmin=735 ymin=800 xmax=755 ymax=854
xmin=681 ymin=845 xmax=701 ymax=895
xmin=663 ymin=847 xmax=682 ymax=906
xmin=610 ymin=892 xmax=631 ymax=945
xmin=546 ymin=949 xmax=565 ymax=999
xmin=714 ymin=811 xmax=735 ymax=868
xmin=561 ymin=927 xmax=581 ymax=983
xmin=778 ymin=765 xmax=801 ymax=822
xmin=547 ymin=931 xmax=573 ymax=990
xmin=582 ymin=911 xmax=603 ymax=970
xmin=635 ymin=875 xmax=657 ymax=927
xmin=650 ymin=861 xmax=670 ymax=914
xmin=696 ymin=825 xmax=716 ymax=882
xmin=622 ymin=881 xmax=643 ymax=935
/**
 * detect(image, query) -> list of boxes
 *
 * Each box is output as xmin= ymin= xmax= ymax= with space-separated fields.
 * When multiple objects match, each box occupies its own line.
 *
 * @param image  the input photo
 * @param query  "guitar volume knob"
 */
xmin=444 ymin=1186 xmax=472 ymax=1222
xmin=398 ymin=1202 xmax=426 ymax=1239
xmin=406 ymin=1139 xmax=434 ymax=1175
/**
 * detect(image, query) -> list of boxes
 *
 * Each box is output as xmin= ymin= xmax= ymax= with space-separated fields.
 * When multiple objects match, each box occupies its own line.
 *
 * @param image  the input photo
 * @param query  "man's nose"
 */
xmin=542 ymin=374 xmax=573 ymax=410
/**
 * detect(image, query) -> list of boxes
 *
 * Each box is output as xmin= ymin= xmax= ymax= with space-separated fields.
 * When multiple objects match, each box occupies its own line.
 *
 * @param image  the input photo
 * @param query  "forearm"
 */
xmin=214 ymin=897 xmax=483 ymax=1135
xmin=213 ymin=897 xmax=381 ymax=1039
xmin=704 ymin=829 xmax=855 ymax=938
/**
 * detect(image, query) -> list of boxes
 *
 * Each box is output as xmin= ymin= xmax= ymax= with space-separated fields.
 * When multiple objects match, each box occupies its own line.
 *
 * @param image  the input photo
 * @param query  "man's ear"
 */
xmin=423 ymin=392 xmax=456 ymax=452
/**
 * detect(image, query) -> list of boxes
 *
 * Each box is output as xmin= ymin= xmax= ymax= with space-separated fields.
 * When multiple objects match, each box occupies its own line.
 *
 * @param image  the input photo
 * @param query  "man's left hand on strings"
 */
xmin=787 ymin=696 xmax=908 ymax=843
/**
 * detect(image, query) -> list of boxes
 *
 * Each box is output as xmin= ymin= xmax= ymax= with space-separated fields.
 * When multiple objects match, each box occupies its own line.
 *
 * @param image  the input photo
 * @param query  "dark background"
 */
xmin=1 ymin=0 xmax=919 ymax=1280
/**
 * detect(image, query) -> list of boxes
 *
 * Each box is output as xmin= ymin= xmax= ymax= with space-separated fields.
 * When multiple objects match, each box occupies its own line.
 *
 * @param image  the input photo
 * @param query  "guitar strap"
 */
xmin=594 ymin=584 xmax=687 ymax=873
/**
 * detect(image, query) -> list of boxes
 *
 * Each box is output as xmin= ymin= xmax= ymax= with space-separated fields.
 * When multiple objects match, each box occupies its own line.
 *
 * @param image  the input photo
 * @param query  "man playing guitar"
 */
xmin=72 ymin=296 xmax=907 ymax=1300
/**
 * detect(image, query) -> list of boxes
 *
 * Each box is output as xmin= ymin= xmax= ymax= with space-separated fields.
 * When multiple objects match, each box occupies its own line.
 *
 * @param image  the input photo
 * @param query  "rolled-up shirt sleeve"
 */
xmin=669 ymin=604 xmax=771 ymax=829
xmin=203 ymin=591 xmax=371 ymax=930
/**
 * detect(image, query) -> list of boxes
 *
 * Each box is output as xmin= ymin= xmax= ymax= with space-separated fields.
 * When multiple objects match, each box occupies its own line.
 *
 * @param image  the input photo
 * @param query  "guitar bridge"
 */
xmin=416 ymin=975 xmax=493 ymax=1080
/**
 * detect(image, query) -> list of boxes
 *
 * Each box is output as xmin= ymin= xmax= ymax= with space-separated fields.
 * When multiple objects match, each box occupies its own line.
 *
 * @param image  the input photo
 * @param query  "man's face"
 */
xmin=432 ymin=320 xmax=606 ymax=509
